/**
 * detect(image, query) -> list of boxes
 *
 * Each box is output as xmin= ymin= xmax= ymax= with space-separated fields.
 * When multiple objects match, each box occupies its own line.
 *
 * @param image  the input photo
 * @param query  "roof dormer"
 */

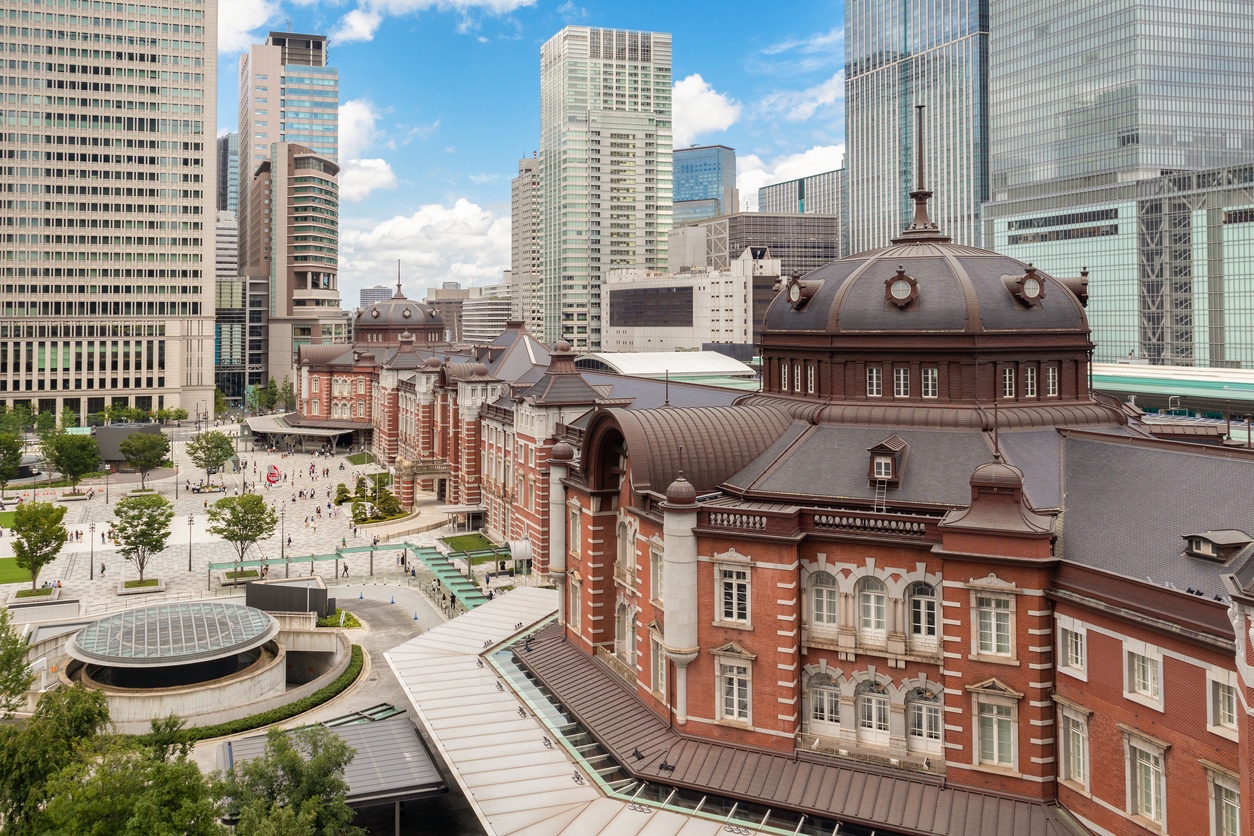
xmin=1182 ymin=530 xmax=1252 ymax=562
xmin=867 ymin=434 xmax=908 ymax=487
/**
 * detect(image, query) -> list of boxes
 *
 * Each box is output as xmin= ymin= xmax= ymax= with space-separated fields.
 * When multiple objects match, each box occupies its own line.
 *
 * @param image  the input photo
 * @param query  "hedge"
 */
xmin=134 ymin=644 xmax=365 ymax=745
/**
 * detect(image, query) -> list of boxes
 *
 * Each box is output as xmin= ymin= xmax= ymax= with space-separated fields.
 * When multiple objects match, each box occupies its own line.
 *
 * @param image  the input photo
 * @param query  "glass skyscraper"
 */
xmin=673 ymin=145 xmax=737 ymax=223
xmin=984 ymin=1 xmax=1254 ymax=367
xmin=539 ymin=26 xmax=673 ymax=350
xmin=844 ymin=0 xmax=989 ymax=253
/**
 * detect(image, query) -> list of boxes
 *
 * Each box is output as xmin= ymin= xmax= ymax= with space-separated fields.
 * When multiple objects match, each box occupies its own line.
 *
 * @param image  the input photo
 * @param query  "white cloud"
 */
xmin=736 ymin=145 xmax=845 ymax=211
xmin=339 ymin=99 xmax=385 ymax=160
xmin=340 ymin=198 xmax=510 ymax=296
xmin=331 ymin=0 xmax=536 ymax=44
xmin=468 ymin=173 xmax=501 ymax=184
xmin=217 ymin=0 xmax=280 ymax=54
xmin=340 ymin=158 xmax=398 ymax=202
xmin=760 ymin=71 xmax=845 ymax=122
xmin=672 ymin=74 xmax=742 ymax=147
xmin=762 ymin=27 xmax=843 ymax=57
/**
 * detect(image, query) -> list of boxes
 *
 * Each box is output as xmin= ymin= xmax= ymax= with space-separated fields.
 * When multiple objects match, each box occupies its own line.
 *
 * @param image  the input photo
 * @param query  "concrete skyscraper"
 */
xmin=539 ymin=26 xmax=673 ymax=350
xmin=217 ymin=132 xmax=239 ymax=212
xmin=673 ymin=145 xmax=737 ymax=223
xmin=0 ymin=0 xmax=217 ymax=422
xmin=844 ymin=0 xmax=989 ymax=253
xmin=511 ymin=157 xmax=543 ymax=335
xmin=983 ymin=1 xmax=1254 ymax=367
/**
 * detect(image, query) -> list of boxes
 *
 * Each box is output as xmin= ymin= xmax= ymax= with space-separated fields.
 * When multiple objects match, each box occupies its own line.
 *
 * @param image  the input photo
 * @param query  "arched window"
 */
xmin=614 ymin=601 xmax=634 ymax=666
xmin=906 ymin=688 xmax=942 ymax=754
xmin=807 ymin=673 xmax=841 ymax=736
xmin=856 ymin=680 xmax=890 ymax=746
xmin=616 ymin=521 xmax=633 ymax=586
xmin=908 ymin=581 xmax=938 ymax=650
xmin=810 ymin=571 xmax=838 ymax=628
xmin=858 ymin=577 xmax=887 ymax=646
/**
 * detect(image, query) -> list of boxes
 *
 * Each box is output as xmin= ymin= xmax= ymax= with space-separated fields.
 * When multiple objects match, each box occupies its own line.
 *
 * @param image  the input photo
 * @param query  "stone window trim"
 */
xmin=1052 ymin=695 xmax=1093 ymax=794
xmin=1121 ymin=725 xmax=1169 ymax=833
xmin=1202 ymin=761 xmax=1241 ymax=836
xmin=967 ymin=577 xmax=1018 ymax=663
xmin=968 ymin=678 xmax=1023 ymax=774
xmin=1205 ymin=668 xmax=1240 ymax=741
xmin=712 ymin=642 xmax=756 ymax=728
xmin=1122 ymin=639 xmax=1165 ymax=712
xmin=713 ymin=548 xmax=753 ymax=630
xmin=1056 ymin=614 xmax=1088 ymax=682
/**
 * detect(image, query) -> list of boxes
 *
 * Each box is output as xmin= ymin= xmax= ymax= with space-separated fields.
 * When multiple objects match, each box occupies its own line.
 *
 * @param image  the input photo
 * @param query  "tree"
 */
xmin=11 ymin=501 xmax=67 ymax=591
xmin=2 ymin=403 xmax=33 ymax=437
xmin=279 ymin=376 xmax=296 ymax=412
xmin=186 ymin=431 xmax=234 ymax=484
xmin=214 ymin=387 xmax=229 ymax=416
xmin=206 ymin=494 xmax=277 ymax=566
xmin=112 ymin=493 xmax=174 ymax=583
xmin=262 ymin=377 xmax=279 ymax=412
xmin=41 ymin=432 xmax=101 ymax=491
xmin=0 ymin=607 xmax=34 ymax=717
xmin=59 ymin=406 xmax=79 ymax=430
xmin=216 ymin=725 xmax=361 ymax=836
xmin=0 ymin=684 xmax=110 ymax=834
xmin=170 ymin=407 xmax=189 ymax=422
xmin=33 ymin=410 xmax=55 ymax=438
xmin=118 ymin=431 xmax=170 ymax=490
xmin=0 ymin=431 xmax=22 ymax=498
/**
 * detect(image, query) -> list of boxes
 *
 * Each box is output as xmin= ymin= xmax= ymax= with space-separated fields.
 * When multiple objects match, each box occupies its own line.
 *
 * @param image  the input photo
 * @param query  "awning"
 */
xmin=436 ymin=505 xmax=485 ymax=515
xmin=245 ymin=414 xmax=352 ymax=439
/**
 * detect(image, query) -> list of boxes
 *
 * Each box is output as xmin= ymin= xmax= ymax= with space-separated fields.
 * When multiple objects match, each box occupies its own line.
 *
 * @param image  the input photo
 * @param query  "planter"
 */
xmin=117 ymin=578 xmax=166 ymax=596
xmin=129 ymin=488 xmax=156 ymax=495
xmin=58 ymin=493 xmax=91 ymax=502
xmin=217 ymin=569 xmax=261 ymax=587
xmin=13 ymin=586 xmax=59 ymax=600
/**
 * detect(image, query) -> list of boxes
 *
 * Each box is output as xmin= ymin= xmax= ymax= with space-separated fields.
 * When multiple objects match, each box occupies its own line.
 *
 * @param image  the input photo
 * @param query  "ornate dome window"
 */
xmin=884 ymin=266 xmax=919 ymax=309
xmin=1008 ymin=265 xmax=1047 ymax=307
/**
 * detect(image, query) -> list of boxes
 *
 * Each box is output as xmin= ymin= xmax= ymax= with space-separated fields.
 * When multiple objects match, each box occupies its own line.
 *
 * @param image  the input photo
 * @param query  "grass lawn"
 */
xmin=123 ymin=578 xmax=159 ymax=589
xmin=15 ymin=587 xmax=52 ymax=598
xmin=0 ymin=557 xmax=30 ymax=584
xmin=346 ymin=452 xmax=375 ymax=465
xmin=317 ymin=609 xmax=362 ymax=628
xmin=0 ymin=511 xmax=14 ymax=528
xmin=225 ymin=569 xmax=259 ymax=580
xmin=442 ymin=532 xmax=497 ymax=553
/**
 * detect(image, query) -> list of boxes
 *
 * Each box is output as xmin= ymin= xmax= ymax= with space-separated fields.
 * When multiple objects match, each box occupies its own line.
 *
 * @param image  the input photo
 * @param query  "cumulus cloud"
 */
xmin=760 ymin=71 xmax=845 ymax=122
xmin=672 ymin=74 xmax=742 ymax=147
xmin=331 ymin=0 xmax=537 ymax=44
xmin=340 ymin=199 xmax=510 ymax=296
xmin=340 ymin=159 xmax=398 ymax=202
xmin=217 ymin=0 xmax=280 ymax=54
xmin=736 ymin=145 xmax=846 ymax=212
xmin=336 ymin=100 xmax=397 ymax=201
xmin=339 ymin=99 xmax=385 ymax=160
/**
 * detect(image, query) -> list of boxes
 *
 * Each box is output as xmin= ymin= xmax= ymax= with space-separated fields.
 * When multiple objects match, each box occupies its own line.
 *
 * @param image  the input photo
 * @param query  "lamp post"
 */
xmin=89 ymin=522 xmax=95 ymax=580
xmin=104 ymin=466 xmax=109 ymax=503
xmin=187 ymin=514 xmax=194 ymax=572
xmin=281 ymin=507 xmax=288 ymax=578
xmin=174 ymin=459 xmax=178 ymax=499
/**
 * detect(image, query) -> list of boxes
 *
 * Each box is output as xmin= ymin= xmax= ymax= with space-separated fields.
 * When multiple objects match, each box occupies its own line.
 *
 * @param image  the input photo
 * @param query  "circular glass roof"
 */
xmin=66 ymin=603 xmax=279 ymax=668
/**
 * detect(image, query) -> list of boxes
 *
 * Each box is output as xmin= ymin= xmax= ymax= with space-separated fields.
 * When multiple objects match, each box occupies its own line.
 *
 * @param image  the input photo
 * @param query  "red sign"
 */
xmin=266 ymin=464 xmax=280 ymax=485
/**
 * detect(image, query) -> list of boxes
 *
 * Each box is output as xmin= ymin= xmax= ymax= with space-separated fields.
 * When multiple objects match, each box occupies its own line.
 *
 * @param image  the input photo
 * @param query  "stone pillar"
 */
xmin=661 ymin=476 xmax=699 ymax=725
xmin=548 ymin=443 xmax=573 ymax=628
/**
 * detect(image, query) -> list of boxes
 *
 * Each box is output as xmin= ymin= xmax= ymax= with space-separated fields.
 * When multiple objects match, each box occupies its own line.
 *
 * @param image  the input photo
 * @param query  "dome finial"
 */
xmin=891 ymin=104 xmax=951 ymax=244
xmin=394 ymin=259 xmax=405 ymax=299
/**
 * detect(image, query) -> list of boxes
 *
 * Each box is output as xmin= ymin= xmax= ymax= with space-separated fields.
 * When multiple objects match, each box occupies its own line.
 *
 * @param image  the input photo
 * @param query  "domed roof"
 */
xmin=65 ymin=603 xmax=279 ymax=668
xmin=971 ymin=458 xmax=1024 ymax=488
xmin=551 ymin=441 xmax=575 ymax=462
xmin=356 ymin=288 xmax=443 ymax=329
xmin=664 ymin=474 xmax=698 ymax=508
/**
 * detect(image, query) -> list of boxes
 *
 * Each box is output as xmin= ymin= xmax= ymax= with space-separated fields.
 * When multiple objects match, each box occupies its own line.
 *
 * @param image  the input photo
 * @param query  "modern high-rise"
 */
xmin=0 ymin=0 xmax=217 ymax=422
xmin=669 ymin=213 xmax=840 ymax=278
xmin=214 ymin=210 xmax=246 ymax=403
xmin=539 ymin=26 xmax=673 ymax=350
xmin=983 ymin=1 xmax=1254 ymax=368
xmin=844 ymin=0 xmax=989 ymax=253
xmin=673 ymin=145 xmax=737 ymax=223
xmin=758 ymin=169 xmax=849 ymax=256
xmin=510 ymin=157 xmax=543 ymax=335
xmin=217 ymin=132 xmax=239 ymax=212
xmin=359 ymin=286 xmax=394 ymax=308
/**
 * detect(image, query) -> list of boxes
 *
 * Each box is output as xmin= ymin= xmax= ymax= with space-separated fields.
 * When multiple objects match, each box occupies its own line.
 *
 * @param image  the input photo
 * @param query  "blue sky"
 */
xmin=217 ymin=0 xmax=845 ymax=303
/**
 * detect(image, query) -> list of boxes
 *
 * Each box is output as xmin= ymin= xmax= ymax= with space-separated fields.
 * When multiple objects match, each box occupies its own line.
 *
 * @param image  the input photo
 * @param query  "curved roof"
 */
xmin=583 ymin=405 xmax=793 ymax=494
xmin=762 ymin=240 xmax=1088 ymax=336
xmin=65 ymin=603 xmax=280 ymax=668
xmin=356 ymin=293 xmax=443 ymax=329
xmin=576 ymin=351 xmax=757 ymax=378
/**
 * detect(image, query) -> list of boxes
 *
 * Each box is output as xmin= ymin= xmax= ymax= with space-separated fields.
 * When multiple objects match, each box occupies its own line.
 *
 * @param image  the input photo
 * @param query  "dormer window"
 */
xmin=1190 ymin=537 xmax=1215 ymax=558
xmin=867 ymin=434 xmax=908 ymax=486
xmin=1182 ymin=530 xmax=1252 ymax=562
xmin=872 ymin=455 xmax=894 ymax=479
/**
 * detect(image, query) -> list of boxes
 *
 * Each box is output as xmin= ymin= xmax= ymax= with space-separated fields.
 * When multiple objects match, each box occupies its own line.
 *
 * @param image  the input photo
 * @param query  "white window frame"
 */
xmin=921 ymin=366 xmax=938 ymax=398
xmin=1056 ymin=615 xmax=1088 ymax=682
xmin=856 ymin=682 xmax=890 ymax=747
xmin=806 ymin=364 xmax=816 ymax=395
xmin=908 ymin=581 xmax=938 ymax=651
xmin=1124 ymin=731 xmax=1167 ymax=830
xmin=872 ymin=455 xmax=894 ymax=480
xmin=975 ymin=695 xmax=1017 ymax=770
xmin=1209 ymin=767 xmax=1241 ymax=836
xmin=807 ymin=674 xmax=841 ymax=737
xmin=1206 ymin=668 xmax=1240 ymax=741
xmin=716 ymin=658 xmax=752 ymax=724
xmin=649 ymin=548 xmax=663 ymax=604
xmin=1024 ymin=366 xmax=1037 ymax=397
xmin=1056 ymin=701 xmax=1091 ymax=793
xmin=568 ymin=506 xmax=581 ymax=558
xmin=1046 ymin=365 xmax=1059 ymax=397
xmin=1001 ymin=366 xmax=1016 ymax=399
xmin=716 ymin=565 xmax=751 ymax=626
xmin=906 ymin=690 xmax=943 ymax=754
xmin=1123 ymin=639 xmax=1164 ymax=711
xmin=810 ymin=571 xmax=839 ymax=629
xmin=781 ymin=360 xmax=789 ymax=391
xmin=893 ymin=366 xmax=909 ymax=398
xmin=866 ymin=366 xmax=882 ymax=397
xmin=650 ymin=633 xmax=666 ymax=696
xmin=311 ymin=377 xmax=319 ymax=392
xmin=858 ymin=577 xmax=887 ymax=647
xmin=974 ymin=594 xmax=1014 ymax=659
xmin=568 ymin=576 xmax=581 ymax=632
xmin=794 ymin=363 xmax=802 ymax=393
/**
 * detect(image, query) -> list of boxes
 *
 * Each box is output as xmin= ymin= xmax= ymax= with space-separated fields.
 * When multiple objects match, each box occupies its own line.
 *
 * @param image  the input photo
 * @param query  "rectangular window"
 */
xmin=873 ymin=455 xmax=893 ymax=479
xmin=650 ymin=549 xmax=663 ymax=603
xmin=794 ymin=363 xmax=802 ymax=392
xmin=1213 ymin=679 xmax=1238 ymax=731
xmin=978 ymin=701 xmax=1014 ymax=767
xmin=1001 ymin=367 xmax=1016 ymax=398
xmin=812 ymin=585 xmax=838 ymax=626
xmin=1046 ymin=365 xmax=1059 ymax=396
xmin=806 ymin=364 xmax=815 ymax=394
xmin=893 ymin=367 xmax=909 ymax=398
xmin=781 ymin=360 xmax=789 ymax=391
xmin=718 ymin=566 xmax=750 ymax=623
xmin=568 ymin=506 xmax=581 ymax=557
xmin=1059 ymin=622 xmax=1086 ymax=680
xmin=1060 ymin=710 xmax=1089 ymax=788
xmin=568 ymin=577 xmax=581 ymax=632
xmin=1024 ymin=366 xmax=1037 ymax=397
xmin=650 ymin=636 xmax=666 ymax=695
xmin=1215 ymin=779 xmax=1240 ymax=836
xmin=976 ymin=595 xmax=1013 ymax=656
xmin=866 ymin=367 xmax=882 ymax=397
xmin=909 ymin=702 xmax=942 ymax=742
xmin=719 ymin=661 xmax=750 ymax=722
xmin=1128 ymin=651 xmax=1160 ymax=700
xmin=921 ymin=366 xmax=938 ymax=398
xmin=1129 ymin=742 xmax=1164 ymax=824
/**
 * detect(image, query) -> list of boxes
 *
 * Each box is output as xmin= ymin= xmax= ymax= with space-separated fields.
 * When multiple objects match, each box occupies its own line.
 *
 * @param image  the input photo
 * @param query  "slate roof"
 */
xmin=483 ymin=323 xmax=550 ymax=381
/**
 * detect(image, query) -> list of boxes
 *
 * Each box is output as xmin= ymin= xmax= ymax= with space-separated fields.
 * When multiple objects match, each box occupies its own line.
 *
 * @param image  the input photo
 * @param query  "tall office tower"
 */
xmin=254 ymin=143 xmax=345 ymax=378
xmin=539 ymin=26 xmax=673 ymax=350
xmin=214 ymin=210 xmax=245 ymax=405
xmin=238 ymin=32 xmax=338 ymax=271
xmin=983 ymin=1 xmax=1254 ymax=367
xmin=215 ymin=211 xmax=239 ymax=281
xmin=511 ymin=157 xmax=543 ymax=334
xmin=359 ymin=286 xmax=393 ymax=308
xmin=0 ymin=0 xmax=217 ymax=422
xmin=844 ymin=0 xmax=989 ymax=253
xmin=217 ymin=132 xmax=239 ymax=212
xmin=674 ymin=145 xmax=737 ymax=223
xmin=758 ymin=169 xmax=849 ymax=256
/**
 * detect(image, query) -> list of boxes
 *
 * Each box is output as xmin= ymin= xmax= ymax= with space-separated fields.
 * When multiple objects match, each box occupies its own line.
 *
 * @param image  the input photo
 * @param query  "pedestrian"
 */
xmin=487 ymin=589 xmax=494 ymax=601
xmin=100 ymin=563 xmax=105 ymax=577
xmin=287 ymin=535 xmax=292 ymax=547
xmin=341 ymin=564 xmax=349 ymax=578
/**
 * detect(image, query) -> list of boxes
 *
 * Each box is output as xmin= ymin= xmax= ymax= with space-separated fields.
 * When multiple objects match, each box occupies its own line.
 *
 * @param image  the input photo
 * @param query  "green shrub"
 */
xmin=316 ymin=609 xmax=362 ymax=628
xmin=334 ymin=483 xmax=351 ymax=505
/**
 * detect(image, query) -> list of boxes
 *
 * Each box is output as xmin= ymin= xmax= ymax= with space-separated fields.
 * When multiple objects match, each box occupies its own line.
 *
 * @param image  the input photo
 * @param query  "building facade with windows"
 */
xmin=538 ymin=26 xmax=673 ymax=351
xmin=669 ymin=212 xmax=840 ymax=281
xmin=673 ymin=144 xmax=737 ymax=224
xmin=0 ymin=0 xmax=218 ymax=422
xmin=758 ymin=168 xmax=846 ymax=216
xmin=511 ymin=157 xmax=543 ymax=335
xmin=217 ymin=131 xmax=239 ymax=212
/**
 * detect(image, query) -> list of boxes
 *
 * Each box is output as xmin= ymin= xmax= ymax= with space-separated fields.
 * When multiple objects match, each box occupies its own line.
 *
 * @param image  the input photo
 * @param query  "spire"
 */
xmin=393 ymin=259 xmax=405 ymax=299
xmin=891 ymin=104 xmax=951 ymax=244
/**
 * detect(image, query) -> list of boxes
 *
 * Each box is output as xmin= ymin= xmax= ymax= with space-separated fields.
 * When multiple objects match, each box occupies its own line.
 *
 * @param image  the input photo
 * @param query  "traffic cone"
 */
xmin=358 ymin=591 xmax=363 ymax=599
xmin=413 ymin=612 xmax=419 ymax=620
xmin=390 ymin=596 xmax=395 ymax=604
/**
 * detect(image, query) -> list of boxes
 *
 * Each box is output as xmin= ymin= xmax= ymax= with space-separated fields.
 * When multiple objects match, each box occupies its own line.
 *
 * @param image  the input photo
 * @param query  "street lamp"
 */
xmin=104 ymin=466 xmax=109 ymax=503
xmin=89 ymin=522 xmax=95 ymax=580
xmin=187 ymin=514 xmax=194 ymax=572
xmin=281 ymin=507 xmax=288 ymax=578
